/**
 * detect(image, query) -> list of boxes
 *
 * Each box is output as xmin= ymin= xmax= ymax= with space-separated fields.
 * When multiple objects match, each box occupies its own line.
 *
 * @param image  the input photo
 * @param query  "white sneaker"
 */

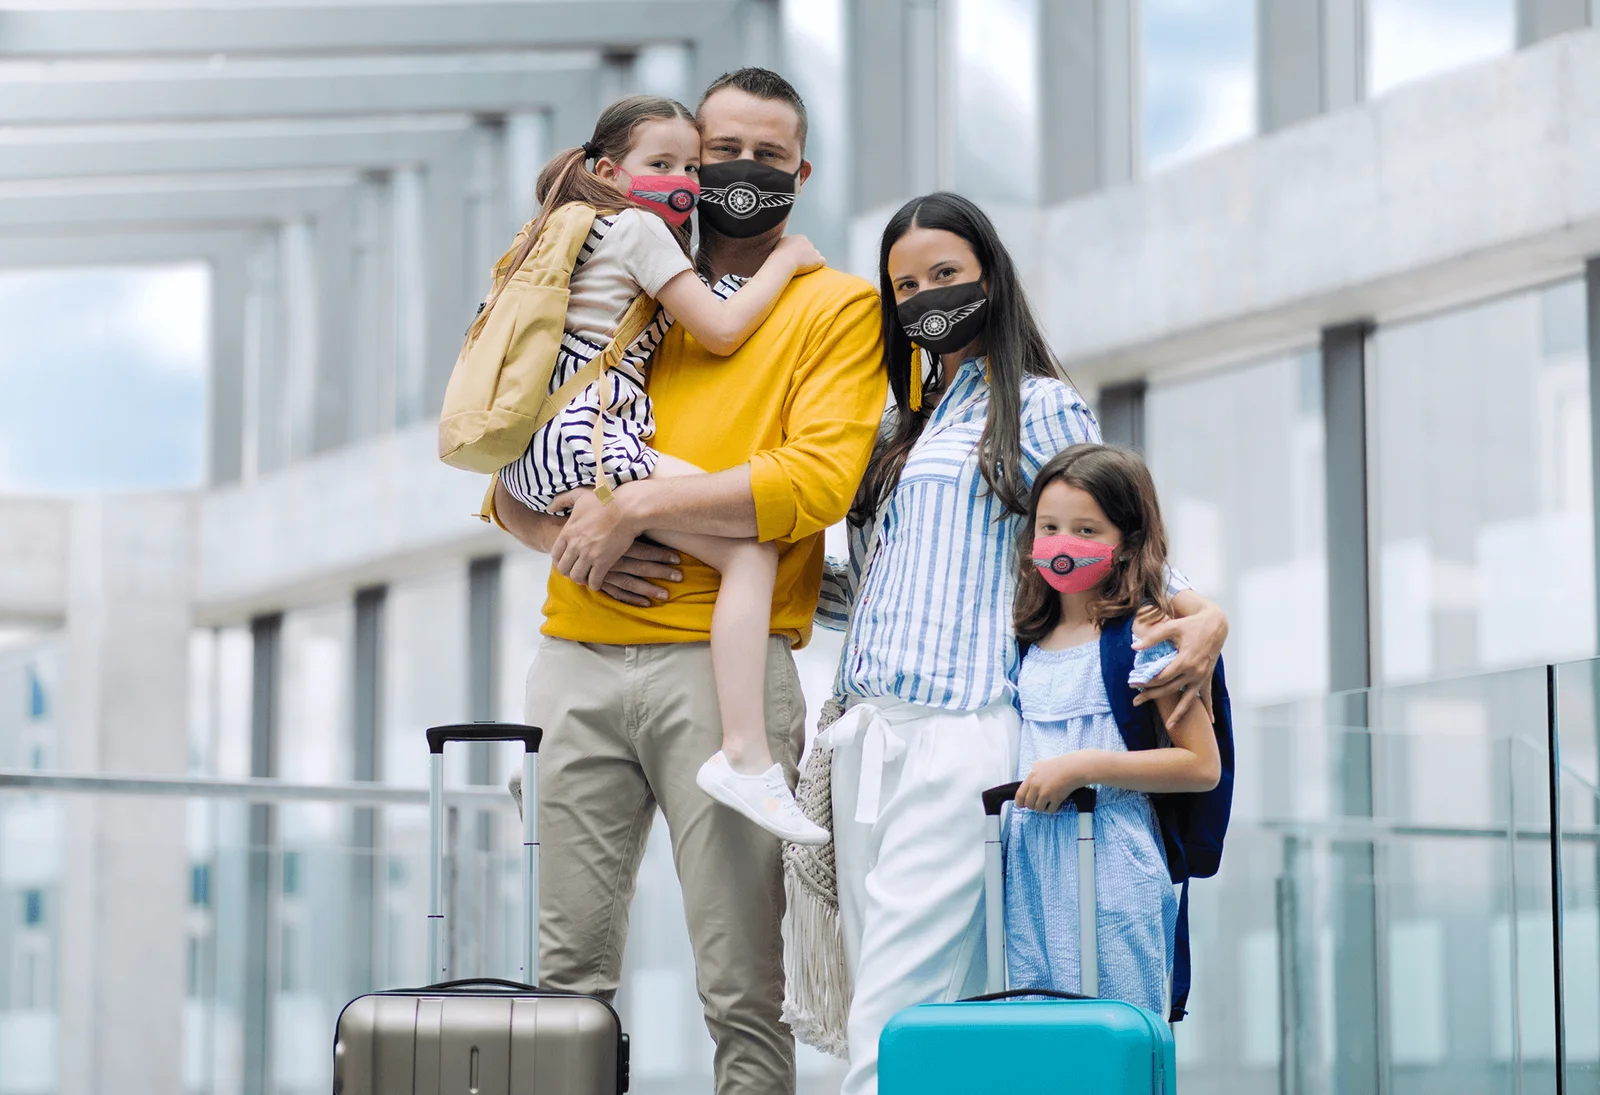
xmin=695 ymin=751 xmax=830 ymax=845
xmin=508 ymin=771 xmax=523 ymax=819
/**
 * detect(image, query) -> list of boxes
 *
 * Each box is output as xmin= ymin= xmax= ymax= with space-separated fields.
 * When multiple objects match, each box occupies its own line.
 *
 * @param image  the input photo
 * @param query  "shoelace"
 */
xmin=761 ymin=772 xmax=810 ymax=821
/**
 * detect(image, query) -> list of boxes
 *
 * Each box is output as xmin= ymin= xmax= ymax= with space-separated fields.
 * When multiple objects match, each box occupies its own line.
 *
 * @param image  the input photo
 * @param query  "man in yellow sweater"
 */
xmin=492 ymin=70 xmax=885 ymax=1095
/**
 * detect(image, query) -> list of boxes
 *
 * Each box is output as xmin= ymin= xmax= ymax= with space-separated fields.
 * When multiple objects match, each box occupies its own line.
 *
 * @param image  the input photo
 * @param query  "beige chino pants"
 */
xmin=525 ymin=636 xmax=804 ymax=1095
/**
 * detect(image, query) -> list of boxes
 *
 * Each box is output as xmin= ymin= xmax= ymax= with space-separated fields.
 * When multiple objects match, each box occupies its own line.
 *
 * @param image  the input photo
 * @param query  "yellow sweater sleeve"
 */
xmin=748 ymin=288 xmax=887 ymax=544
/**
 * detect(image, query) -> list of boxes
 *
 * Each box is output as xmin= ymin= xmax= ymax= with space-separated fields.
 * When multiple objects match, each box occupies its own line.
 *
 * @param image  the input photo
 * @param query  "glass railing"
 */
xmin=0 ymin=771 xmax=847 ymax=1095
xmin=6 ymin=659 xmax=1600 ymax=1094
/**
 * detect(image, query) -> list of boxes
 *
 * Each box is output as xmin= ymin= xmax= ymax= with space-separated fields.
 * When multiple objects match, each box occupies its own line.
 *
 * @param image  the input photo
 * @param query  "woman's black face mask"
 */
xmin=896 ymin=281 xmax=989 ymax=354
xmin=696 ymin=159 xmax=799 ymax=238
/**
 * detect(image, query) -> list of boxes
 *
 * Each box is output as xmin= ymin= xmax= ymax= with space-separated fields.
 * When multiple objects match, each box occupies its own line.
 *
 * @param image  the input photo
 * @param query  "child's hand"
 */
xmin=1014 ymin=754 xmax=1094 ymax=813
xmin=776 ymin=234 xmax=825 ymax=275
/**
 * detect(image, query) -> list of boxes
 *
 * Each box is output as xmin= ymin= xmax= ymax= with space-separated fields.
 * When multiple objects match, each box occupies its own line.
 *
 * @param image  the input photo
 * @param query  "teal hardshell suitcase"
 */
xmin=878 ymin=784 xmax=1177 ymax=1095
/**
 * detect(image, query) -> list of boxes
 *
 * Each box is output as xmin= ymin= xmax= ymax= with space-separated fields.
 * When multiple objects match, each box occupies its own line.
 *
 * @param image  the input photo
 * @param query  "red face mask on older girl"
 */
xmin=1030 ymin=534 xmax=1115 ymax=593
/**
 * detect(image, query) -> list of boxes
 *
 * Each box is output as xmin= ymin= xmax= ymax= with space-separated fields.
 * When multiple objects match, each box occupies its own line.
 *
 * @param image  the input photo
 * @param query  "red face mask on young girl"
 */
xmin=1031 ymin=534 xmax=1115 ymax=593
xmin=621 ymin=172 xmax=700 ymax=227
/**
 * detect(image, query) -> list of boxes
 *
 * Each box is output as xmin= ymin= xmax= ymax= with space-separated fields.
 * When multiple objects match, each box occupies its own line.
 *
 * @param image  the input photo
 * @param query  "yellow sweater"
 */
xmin=540 ymin=266 xmax=887 ymax=648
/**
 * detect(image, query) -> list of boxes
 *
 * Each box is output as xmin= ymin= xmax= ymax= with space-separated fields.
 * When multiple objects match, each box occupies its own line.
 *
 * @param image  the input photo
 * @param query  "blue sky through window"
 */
xmin=0 ymin=263 xmax=208 ymax=494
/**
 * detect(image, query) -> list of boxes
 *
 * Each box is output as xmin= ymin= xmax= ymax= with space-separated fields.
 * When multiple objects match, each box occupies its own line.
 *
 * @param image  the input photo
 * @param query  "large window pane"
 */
xmin=1146 ymin=350 xmax=1329 ymax=704
xmin=781 ymin=0 xmax=849 ymax=263
xmin=0 ymin=265 xmax=209 ymax=493
xmin=1368 ymin=0 xmax=1515 ymax=98
xmin=1143 ymin=0 xmax=1256 ymax=174
xmin=1371 ymin=279 xmax=1593 ymax=682
xmin=952 ymin=0 xmax=1039 ymax=203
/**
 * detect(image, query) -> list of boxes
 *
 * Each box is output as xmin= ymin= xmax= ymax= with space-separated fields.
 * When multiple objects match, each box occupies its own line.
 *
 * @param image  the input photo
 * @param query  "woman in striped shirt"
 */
xmin=814 ymin=193 xmax=1228 ymax=1094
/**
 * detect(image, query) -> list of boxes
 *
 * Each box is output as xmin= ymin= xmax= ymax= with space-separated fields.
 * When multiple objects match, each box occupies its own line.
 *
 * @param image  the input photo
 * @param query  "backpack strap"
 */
xmin=1171 ymin=883 xmax=1191 ymax=1022
xmin=1099 ymin=614 xmax=1193 ymax=1022
xmin=477 ymin=293 xmax=658 ymax=523
xmin=578 ymin=294 xmax=658 ymax=504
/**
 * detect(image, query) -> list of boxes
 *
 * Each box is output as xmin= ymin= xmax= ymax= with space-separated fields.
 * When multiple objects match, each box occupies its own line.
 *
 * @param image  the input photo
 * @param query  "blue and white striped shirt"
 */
xmin=817 ymin=357 xmax=1187 ymax=712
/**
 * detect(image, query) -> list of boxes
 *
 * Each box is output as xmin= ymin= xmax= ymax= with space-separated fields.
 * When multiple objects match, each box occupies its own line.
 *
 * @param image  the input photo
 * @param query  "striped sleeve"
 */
xmin=1018 ymin=378 xmax=1102 ymax=479
xmin=815 ymin=518 xmax=873 ymax=632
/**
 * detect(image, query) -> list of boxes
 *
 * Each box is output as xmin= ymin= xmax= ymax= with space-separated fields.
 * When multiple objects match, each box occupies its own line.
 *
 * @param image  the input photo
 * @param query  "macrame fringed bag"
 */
xmin=780 ymin=696 xmax=851 ymax=1059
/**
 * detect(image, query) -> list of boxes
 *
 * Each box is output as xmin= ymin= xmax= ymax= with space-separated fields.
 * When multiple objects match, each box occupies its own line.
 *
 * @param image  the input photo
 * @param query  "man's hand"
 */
xmin=1132 ymin=602 xmax=1229 ymax=729
xmin=551 ymin=485 xmax=647 ymax=591
xmin=600 ymin=540 xmax=683 ymax=606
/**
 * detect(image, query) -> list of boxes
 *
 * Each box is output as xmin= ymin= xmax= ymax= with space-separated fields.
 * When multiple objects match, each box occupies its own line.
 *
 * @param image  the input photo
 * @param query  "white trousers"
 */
xmin=828 ymin=696 xmax=1020 ymax=1095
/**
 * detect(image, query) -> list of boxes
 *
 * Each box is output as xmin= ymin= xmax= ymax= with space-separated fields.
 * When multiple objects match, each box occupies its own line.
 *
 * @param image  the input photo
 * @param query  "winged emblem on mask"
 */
xmin=903 ymin=298 xmax=986 ymax=341
xmin=701 ymin=183 xmax=797 ymax=218
xmin=634 ymin=187 xmax=698 ymax=211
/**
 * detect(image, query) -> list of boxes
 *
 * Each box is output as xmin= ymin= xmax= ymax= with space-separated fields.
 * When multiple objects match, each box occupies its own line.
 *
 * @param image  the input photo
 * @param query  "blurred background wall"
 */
xmin=2 ymin=2 xmax=1600 ymax=1093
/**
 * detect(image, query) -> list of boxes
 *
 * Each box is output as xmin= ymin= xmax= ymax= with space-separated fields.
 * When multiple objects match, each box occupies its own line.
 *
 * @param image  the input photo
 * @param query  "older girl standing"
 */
xmin=811 ymin=193 xmax=1227 ymax=1095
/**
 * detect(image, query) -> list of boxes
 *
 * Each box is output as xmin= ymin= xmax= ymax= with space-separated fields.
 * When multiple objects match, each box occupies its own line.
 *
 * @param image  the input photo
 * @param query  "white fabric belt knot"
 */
xmin=828 ymin=702 xmax=906 ymax=825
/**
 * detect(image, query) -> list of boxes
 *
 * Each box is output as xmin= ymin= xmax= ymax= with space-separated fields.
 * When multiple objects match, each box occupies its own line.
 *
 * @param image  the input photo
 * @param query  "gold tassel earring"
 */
xmin=909 ymin=342 xmax=924 ymax=412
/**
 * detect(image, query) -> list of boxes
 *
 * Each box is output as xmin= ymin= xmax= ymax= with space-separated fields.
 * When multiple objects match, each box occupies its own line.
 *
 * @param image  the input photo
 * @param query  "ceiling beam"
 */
xmin=0 ymin=227 xmax=263 ymax=268
xmin=0 ymin=171 xmax=357 ymax=231
xmin=0 ymin=53 xmax=599 ymax=142
xmin=0 ymin=116 xmax=478 ymax=182
xmin=0 ymin=2 xmax=739 ymax=58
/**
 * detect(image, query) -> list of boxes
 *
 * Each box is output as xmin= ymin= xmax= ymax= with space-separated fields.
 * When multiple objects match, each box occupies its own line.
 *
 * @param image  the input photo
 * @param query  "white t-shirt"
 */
xmin=564 ymin=208 xmax=692 ymax=344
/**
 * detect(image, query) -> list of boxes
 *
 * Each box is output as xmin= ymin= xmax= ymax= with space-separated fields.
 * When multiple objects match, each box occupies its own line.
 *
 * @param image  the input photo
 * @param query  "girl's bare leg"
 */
xmin=645 ymin=454 xmax=827 ymax=844
xmin=644 ymin=455 xmax=778 ymax=773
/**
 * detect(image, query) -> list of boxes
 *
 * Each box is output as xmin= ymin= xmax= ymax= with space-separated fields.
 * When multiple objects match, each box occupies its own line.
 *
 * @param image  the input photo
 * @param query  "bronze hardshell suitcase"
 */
xmin=333 ymin=723 xmax=629 ymax=1094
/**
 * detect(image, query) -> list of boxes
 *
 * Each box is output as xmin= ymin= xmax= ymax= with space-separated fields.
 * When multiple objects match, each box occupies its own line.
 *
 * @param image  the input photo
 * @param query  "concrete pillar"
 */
xmin=279 ymin=217 xmax=319 ymax=466
xmin=392 ymin=166 xmax=429 ymax=429
xmin=504 ymin=111 xmax=552 ymax=235
xmin=465 ymin=120 xmax=507 ymax=317
xmin=1518 ymin=0 xmax=1591 ymax=44
xmin=635 ymin=43 xmax=694 ymax=103
xmin=208 ymin=252 xmax=248 ymax=487
xmin=846 ymin=0 xmax=912 ymax=216
xmin=312 ymin=197 xmax=356 ymax=455
xmin=239 ymin=232 xmax=283 ymax=481
xmin=738 ymin=0 xmax=781 ymax=70
xmin=348 ymin=173 xmax=397 ymax=444
xmin=1039 ymin=0 xmax=1141 ymax=201
xmin=1097 ymin=380 xmax=1147 ymax=451
xmin=423 ymin=139 xmax=477 ymax=419
xmin=691 ymin=1 xmax=772 ymax=104
xmin=903 ymin=0 xmax=952 ymax=195
xmin=598 ymin=52 xmax=635 ymax=107
xmin=55 ymin=493 xmax=194 ymax=1095
xmin=1587 ymin=258 xmax=1600 ymax=652
xmin=1319 ymin=321 xmax=1383 ymax=1095
xmin=1258 ymin=0 xmax=1366 ymax=133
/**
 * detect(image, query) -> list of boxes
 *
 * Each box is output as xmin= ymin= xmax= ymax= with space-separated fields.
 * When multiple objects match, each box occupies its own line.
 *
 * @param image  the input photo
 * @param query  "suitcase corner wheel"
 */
xmin=333 ymin=722 xmax=632 ymax=1094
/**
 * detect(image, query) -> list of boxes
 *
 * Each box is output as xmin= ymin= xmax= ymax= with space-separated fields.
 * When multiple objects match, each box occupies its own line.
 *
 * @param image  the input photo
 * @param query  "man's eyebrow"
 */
xmin=701 ymin=133 xmax=742 ymax=145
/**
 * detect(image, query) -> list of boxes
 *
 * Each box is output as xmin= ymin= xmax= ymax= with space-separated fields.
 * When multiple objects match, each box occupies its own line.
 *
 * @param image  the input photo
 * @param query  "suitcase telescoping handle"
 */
xmin=427 ymin=723 xmax=543 ymax=987
xmin=981 ymin=782 xmax=1098 ymax=997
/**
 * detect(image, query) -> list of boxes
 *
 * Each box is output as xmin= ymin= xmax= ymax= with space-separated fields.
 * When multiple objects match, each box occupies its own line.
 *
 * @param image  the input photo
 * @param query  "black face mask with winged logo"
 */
xmin=896 ymin=281 xmax=990 ymax=354
xmin=696 ymin=159 xmax=799 ymax=238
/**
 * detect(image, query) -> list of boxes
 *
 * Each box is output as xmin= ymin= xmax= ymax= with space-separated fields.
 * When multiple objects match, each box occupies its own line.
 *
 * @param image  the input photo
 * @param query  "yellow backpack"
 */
xmin=438 ymin=201 xmax=656 ymax=482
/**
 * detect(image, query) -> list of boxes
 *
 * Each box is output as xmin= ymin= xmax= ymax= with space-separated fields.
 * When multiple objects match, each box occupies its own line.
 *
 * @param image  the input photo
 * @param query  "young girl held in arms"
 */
xmin=1007 ymin=444 xmax=1222 ymax=1015
xmin=492 ymin=94 xmax=828 ymax=844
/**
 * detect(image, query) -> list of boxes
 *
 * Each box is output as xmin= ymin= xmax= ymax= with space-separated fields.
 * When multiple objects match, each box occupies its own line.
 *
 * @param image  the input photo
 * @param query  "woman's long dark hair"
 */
xmin=850 ymin=191 xmax=1064 ymax=525
xmin=1014 ymin=444 xmax=1174 ymax=647
xmin=469 ymin=94 xmax=694 ymax=340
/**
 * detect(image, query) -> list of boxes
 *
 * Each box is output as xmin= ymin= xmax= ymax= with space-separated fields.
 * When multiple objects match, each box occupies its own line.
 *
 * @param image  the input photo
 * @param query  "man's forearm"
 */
xmin=494 ymin=480 xmax=564 ymax=553
xmin=621 ymin=465 xmax=760 ymax=540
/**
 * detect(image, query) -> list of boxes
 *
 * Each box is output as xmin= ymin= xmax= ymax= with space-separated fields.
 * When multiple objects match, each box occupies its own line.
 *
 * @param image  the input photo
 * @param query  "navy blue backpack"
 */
xmin=1097 ymin=614 xmax=1235 ymax=1022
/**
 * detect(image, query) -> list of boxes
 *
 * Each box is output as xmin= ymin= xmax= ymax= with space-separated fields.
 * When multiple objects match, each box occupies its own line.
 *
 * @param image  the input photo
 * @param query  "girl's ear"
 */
xmin=593 ymin=157 xmax=621 ymax=182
